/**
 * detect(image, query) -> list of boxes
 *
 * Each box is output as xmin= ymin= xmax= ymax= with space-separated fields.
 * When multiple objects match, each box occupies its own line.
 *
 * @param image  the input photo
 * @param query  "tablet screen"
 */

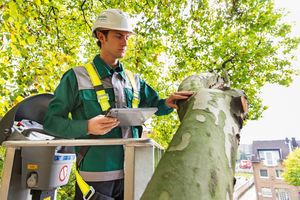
xmin=106 ymin=108 xmax=158 ymax=127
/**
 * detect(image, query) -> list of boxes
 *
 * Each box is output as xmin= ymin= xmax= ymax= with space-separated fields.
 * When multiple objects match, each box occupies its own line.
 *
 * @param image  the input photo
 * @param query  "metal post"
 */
xmin=0 ymin=147 xmax=16 ymax=200
xmin=124 ymin=146 xmax=135 ymax=200
xmin=133 ymin=145 xmax=155 ymax=200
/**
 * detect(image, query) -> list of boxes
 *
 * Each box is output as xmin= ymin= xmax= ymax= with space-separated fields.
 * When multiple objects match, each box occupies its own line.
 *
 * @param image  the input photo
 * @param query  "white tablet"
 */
xmin=106 ymin=108 xmax=158 ymax=127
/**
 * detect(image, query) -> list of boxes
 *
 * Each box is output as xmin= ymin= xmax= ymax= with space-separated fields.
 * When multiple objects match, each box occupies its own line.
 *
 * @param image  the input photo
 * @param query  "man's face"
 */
xmin=98 ymin=30 xmax=132 ymax=59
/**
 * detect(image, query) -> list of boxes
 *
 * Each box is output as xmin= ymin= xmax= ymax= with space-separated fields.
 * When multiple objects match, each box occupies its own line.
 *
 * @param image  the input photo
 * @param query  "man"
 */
xmin=44 ymin=9 xmax=192 ymax=200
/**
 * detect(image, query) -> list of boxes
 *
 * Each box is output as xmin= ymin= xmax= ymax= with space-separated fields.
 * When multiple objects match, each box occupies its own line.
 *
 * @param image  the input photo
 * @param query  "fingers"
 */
xmin=170 ymin=91 xmax=194 ymax=101
xmin=98 ymin=120 xmax=119 ymax=129
xmin=170 ymin=94 xmax=191 ymax=100
xmin=88 ymin=115 xmax=120 ymax=135
xmin=173 ymin=91 xmax=194 ymax=96
xmin=96 ymin=115 xmax=118 ymax=124
xmin=95 ymin=122 xmax=119 ymax=135
xmin=166 ymin=91 xmax=194 ymax=109
xmin=167 ymin=102 xmax=178 ymax=110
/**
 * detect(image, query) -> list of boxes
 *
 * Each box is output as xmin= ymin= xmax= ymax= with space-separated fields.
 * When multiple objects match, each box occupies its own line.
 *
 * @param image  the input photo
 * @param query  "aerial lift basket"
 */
xmin=0 ymin=94 xmax=75 ymax=200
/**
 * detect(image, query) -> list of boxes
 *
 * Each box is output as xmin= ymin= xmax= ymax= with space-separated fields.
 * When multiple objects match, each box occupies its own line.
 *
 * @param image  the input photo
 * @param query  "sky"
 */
xmin=240 ymin=0 xmax=300 ymax=144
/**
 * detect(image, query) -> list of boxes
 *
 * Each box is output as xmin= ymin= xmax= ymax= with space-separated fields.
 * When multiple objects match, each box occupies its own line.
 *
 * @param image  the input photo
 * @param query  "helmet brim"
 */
xmin=92 ymin=27 xmax=135 ymax=38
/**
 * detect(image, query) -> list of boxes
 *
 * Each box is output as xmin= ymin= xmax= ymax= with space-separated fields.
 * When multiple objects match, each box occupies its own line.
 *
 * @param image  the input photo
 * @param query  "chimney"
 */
xmin=285 ymin=137 xmax=293 ymax=152
xmin=285 ymin=137 xmax=289 ymax=144
xmin=291 ymin=137 xmax=298 ymax=149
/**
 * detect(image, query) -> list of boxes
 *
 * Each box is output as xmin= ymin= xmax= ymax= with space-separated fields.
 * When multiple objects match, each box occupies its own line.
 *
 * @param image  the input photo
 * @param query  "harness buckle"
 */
xmin=83 ymin=186 xmax=95 ymax=200
xmin=98 ymin=93 xmax=109 ymax=101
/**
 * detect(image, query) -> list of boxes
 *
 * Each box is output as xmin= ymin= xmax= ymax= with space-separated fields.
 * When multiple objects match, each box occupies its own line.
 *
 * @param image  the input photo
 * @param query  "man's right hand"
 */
xmin=87 ymin=115 xmax=119 ymax=135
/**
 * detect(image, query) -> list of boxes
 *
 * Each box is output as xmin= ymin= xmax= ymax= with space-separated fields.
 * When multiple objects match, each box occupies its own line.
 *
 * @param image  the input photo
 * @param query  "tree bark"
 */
xmin=141 ymin=73 xmax=247 ymax=200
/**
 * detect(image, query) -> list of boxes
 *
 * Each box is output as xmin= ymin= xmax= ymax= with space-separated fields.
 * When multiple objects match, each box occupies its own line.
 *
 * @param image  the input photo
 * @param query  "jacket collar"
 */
xmin=93 ymin=55 xmax=126 ymax=80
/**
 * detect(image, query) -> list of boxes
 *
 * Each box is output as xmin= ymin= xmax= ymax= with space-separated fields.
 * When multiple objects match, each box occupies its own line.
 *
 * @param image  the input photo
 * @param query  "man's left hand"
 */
xmin=165 ymin=91 xmax=194 ymax=110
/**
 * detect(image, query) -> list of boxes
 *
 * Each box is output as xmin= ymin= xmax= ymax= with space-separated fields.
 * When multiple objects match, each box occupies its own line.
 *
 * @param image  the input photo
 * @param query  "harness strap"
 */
xmin=85 ymin=63 xmax=110 ymax=111
xmin=75 ymin=169 xmax=96 ymax=200
xmin=124 ymin=69 xmax=139 ymax=108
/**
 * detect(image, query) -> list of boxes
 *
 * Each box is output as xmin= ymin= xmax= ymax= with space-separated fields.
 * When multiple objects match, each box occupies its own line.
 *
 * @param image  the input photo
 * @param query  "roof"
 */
xmin=251 ymin=139 xmax=299 ymax=161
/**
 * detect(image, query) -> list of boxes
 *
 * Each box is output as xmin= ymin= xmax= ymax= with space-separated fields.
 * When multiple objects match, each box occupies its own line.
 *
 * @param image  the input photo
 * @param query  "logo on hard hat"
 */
xmin=98 ymin=15 xmax=108 ymax=22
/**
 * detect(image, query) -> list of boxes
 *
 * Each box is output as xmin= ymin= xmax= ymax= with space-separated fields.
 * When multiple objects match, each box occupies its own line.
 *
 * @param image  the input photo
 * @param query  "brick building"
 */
xmin=251 ymin=138 xmax=300 ymax=200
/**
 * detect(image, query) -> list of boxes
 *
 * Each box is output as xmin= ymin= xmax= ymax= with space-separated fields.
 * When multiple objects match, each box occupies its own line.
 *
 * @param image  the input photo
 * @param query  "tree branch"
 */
xmin=221 ymin=53 xmax=237 ymax=86
xmin=81 ymin=0 xmax=91 ymax=30
xmin=51 ymin=7 xmax=60 ymax=47
xmin=222 ymin=54 xmax=236 ymax=70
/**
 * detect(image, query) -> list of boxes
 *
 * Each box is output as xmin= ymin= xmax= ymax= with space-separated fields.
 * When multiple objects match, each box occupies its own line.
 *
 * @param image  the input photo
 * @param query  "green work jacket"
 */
xmin=44 ymin=55 xmax=173 ymax=181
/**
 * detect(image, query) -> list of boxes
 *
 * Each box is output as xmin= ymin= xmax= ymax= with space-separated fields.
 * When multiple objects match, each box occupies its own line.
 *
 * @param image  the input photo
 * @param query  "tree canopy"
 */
xmin=1 ymin=0 xmax=299 ymax=145
xmin=283 ymin=148 xmax=300 ymax=186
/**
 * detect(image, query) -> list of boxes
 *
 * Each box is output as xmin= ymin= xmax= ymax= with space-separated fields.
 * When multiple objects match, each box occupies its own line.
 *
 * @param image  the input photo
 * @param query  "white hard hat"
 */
xmin=92 ymin=9 xmax=134 ymax=38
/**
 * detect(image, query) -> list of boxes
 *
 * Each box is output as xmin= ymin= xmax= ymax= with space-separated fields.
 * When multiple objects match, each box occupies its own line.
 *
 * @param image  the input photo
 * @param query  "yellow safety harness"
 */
xmin=75 ymin=63 xmax=139 ymax=200
xmin=85 ymin=63 xmax=111 ymax=111
xmin=75 ymin=169 xmax=95 ymax=200
xmin=85 ymin=63 xmax=139 ymax=109
xmin=124 ymin=69 xmax=139 ymax=108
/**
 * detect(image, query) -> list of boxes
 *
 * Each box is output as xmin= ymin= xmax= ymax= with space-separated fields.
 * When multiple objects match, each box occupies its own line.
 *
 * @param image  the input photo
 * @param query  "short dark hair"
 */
xmin=94 ymin=29 xmax=109 ymax=48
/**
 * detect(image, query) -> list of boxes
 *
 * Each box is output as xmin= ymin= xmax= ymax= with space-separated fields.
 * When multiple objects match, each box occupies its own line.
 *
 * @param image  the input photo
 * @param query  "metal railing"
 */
xmin=0 ymin=138 xmax=163 ymax=200
xmin=233 ymin=177 xmax=254 ymax=200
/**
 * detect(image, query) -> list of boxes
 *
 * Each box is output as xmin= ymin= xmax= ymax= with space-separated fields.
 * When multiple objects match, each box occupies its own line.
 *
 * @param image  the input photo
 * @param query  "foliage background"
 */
xmin=1 ymin=0 xmax=299 ymax=144
xmin=0 ymin=0 xmax=299 ymax=198
xmin=283 ymin=148 xmax=300 ymax=186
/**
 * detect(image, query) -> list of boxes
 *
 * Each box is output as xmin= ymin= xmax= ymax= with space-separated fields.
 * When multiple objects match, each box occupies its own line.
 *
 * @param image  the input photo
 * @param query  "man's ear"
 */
xmin=97 ymin=31 xmax=105 ymax=43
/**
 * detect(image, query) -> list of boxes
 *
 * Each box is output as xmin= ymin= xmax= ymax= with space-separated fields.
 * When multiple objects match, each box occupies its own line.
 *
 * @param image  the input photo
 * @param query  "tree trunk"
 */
xmin=141 ymin=73 xmax=247 ymax=200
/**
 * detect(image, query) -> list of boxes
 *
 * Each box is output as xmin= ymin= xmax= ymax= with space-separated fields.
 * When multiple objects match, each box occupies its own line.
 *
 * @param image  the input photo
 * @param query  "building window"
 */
xmin=276 ymin=169 xmax=284 ymax=179
xmin=262 ymin=187 xmax=272 ymax=198
xmin=275 ymin=188 xmax=290 ymax=200
xmin=260 ymin=169 xmax=268 ymax=178
xmin=258 ymin=150 xmax=280 ymax=166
